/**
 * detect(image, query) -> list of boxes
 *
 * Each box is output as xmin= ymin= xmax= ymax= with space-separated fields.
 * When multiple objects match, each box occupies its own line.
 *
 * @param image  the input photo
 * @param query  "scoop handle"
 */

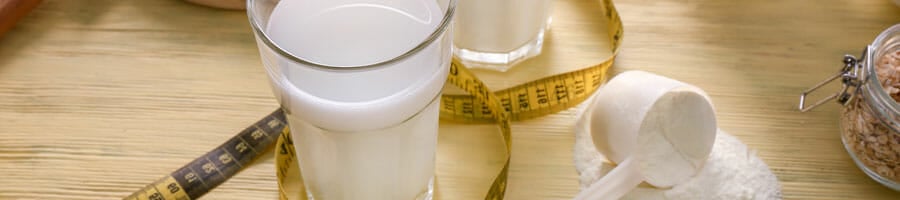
xmin=574 ymin=157 xmax=643 ymax=200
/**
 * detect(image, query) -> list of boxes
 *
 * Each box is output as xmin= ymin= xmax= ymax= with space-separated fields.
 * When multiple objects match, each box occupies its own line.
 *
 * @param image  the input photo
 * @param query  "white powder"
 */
xmin=574 ymin=108 xmax=783 ymax=199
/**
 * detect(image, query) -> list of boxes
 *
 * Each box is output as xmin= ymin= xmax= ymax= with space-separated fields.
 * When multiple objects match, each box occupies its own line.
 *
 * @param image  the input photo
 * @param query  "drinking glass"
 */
xmin=247 ymin=0 xmax=456 ymax=199
xmin=453 ymin=0 xmax=555 ymax=71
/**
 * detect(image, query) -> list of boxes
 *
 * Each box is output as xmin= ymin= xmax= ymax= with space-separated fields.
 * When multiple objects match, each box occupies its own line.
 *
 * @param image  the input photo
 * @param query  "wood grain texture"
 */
xmin=0 ymin=0 xmax=898 ymax=199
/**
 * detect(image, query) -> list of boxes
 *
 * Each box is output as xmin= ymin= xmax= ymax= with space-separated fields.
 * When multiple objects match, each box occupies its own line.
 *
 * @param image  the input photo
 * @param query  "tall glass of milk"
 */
xmin=453 ymin=0 xmax=554 ymax=72
xmin=247 ymin=0 xmax=455 ymax=199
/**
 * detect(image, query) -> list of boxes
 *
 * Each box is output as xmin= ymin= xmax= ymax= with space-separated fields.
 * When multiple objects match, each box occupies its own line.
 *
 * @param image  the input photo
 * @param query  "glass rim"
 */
xmin=862 ymin=24 xmax=900 ymax=126
xmin=246 ymin=0 xmax=457 ymax=70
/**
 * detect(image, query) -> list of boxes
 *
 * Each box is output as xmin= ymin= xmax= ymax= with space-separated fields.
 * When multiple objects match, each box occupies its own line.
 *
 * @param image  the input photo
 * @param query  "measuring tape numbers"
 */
xmin=125 ymin=109 xmax=287 ymax=200
xmin=126 ymin=0 xmax=622 ymax=199
xmin=440 ymin=0 xmax=622 ymax=123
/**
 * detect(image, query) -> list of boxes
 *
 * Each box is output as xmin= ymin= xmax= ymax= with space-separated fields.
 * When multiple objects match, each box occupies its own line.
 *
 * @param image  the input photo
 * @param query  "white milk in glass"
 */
xmin=264 ymin=0 xmax=449 ymax=199
xmin=453 ymin=0 xmax=554 ymax=71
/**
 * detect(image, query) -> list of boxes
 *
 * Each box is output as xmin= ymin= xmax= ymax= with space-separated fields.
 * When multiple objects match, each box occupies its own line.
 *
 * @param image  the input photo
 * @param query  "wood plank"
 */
xmin=0 ymin=0 xmax=898 ymax=199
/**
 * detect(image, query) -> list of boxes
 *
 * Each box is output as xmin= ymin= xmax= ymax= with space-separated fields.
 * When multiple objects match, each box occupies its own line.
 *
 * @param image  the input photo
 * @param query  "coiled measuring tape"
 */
xmin=125 ymin=0 xmax=622 ymax=199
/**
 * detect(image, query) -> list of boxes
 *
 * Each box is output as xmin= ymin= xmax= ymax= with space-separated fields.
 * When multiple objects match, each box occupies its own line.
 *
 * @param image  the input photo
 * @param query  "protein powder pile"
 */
xmin=574 ymin=109 xmax=782 ymax=199
xmin=842 ymin=49 xmax=900 ymax=182
xmin=573 ymin=71 xmax=718 ymax=200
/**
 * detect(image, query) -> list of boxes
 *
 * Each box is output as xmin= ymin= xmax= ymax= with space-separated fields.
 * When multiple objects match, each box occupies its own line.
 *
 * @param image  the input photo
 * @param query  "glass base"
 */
xmin=304 ymin=177 xmax=434 ymax=200
xmin=452 ymin=29 xmax=546 ymax=72
xmin=841 ymin=132 xmax=900 ymax=191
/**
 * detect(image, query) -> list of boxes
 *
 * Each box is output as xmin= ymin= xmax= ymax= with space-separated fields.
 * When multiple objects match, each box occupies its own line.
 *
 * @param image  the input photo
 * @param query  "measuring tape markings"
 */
xmin=275 ymin=127 xmax=303 ymax=200
xmin=446 ymin=57 xmax=513 ymax=200
xmin=126 ymin=109 xmax=286 ymax=200
xmin=441 ymin=61 xmax=613 ymax=123
xmin=127 ymin=0 xmax=622 ymax=199
xmin=441 ymin=0 xmax=622 ymax=123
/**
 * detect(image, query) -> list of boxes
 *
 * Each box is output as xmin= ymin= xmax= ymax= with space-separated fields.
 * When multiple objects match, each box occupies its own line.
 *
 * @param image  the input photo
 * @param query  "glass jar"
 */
xmin=801 ymin=24 xmax=900 ymax=190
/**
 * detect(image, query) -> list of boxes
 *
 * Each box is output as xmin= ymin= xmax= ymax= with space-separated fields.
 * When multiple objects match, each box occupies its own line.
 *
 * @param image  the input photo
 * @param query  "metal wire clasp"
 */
xmin=798 ymin=53 xmax=867 ymax=112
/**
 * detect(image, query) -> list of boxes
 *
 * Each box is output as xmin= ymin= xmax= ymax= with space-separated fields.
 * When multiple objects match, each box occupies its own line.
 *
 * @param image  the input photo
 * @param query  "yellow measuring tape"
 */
xmin=125 ymin=0 xmax=622 ymax=199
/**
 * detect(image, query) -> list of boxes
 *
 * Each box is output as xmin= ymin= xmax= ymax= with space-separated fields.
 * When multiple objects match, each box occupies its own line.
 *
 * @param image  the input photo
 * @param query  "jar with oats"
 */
xmin=800 ymin=24 xmax=900 ymax=190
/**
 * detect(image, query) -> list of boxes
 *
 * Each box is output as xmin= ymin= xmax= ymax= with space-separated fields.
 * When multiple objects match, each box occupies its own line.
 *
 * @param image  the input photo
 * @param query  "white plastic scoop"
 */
xmin=574 ymin=71 xmax=717 ymax=200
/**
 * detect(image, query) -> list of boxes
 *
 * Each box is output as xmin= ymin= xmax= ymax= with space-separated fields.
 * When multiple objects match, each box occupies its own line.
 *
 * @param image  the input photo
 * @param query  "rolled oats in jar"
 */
xmin=801 ymin=24 xmax=900 ymax=190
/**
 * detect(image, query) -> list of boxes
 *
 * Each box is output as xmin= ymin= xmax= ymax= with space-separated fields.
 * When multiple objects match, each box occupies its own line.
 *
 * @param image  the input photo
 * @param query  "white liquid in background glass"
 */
xmin=264 ymin=0 xmax=448 ymax=199
xmin=453 ymin=0 xmax=554 ymax=70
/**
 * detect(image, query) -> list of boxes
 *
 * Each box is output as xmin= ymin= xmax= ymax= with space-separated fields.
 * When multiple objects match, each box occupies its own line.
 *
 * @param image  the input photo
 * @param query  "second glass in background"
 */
xmin=453 ymin=0 xmax=555 ymax=72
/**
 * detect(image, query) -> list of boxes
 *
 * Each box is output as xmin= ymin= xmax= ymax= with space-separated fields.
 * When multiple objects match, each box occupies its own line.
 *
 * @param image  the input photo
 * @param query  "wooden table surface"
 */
xmin=1 ymin=0 xmax=899 ymax=199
